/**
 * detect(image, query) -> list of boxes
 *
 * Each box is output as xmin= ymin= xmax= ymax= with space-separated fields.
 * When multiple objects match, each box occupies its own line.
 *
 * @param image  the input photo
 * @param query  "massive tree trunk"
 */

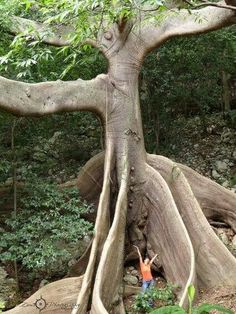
xmin=1 ymin=2 xmax=236 ymax=313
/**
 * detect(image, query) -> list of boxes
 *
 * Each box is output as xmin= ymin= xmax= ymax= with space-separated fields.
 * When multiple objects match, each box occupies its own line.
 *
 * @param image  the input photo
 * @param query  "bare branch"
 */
xmin=133 ymin=0 xmax=161 ymax=12
xmin=9 ymin=16 xmax=74 ymax=47
xmin=182 ymin=0 xmax=236 ymax=11
xmin=138 ymin=1 xmax=236 ymax=53
xmin=0 ymin=74 xmax=108 ymax=117
xmin=7 ymin=16 xmax=102 ymax=50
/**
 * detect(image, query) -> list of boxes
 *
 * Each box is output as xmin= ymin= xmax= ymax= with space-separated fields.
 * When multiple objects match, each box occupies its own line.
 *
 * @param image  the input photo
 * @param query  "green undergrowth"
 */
xmin=0 ymin=176 xmax=94 ymax=275
xmin=131 ymin=284 xmax=176 ymax=313
xmin=150 ymin=285 xmax=233 ymax=314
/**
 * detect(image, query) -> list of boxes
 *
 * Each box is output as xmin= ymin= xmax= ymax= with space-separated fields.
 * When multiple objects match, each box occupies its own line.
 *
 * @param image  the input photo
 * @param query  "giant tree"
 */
xmin=1 ymin=0 xmax=236 ymax=313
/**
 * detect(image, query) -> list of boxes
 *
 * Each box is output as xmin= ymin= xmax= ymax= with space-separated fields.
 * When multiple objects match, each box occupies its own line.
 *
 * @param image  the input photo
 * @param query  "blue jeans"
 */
xmin=142 ymin=279 xmax=155 ymax=292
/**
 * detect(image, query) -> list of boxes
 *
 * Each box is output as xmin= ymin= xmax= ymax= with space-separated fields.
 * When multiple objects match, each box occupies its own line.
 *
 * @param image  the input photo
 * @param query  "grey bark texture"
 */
xmin=1 ymin=2 xmax=236 ymax=313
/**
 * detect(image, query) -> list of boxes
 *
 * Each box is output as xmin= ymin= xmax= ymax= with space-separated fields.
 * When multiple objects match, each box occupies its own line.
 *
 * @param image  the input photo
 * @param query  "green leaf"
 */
xmin=188 ymin=285 xmax=195 ymax=303
xmin=150 ymin=305 xmax=186 ymax=314
xmin=193 ymin=304 xmax=233 ymax=314
xmin=0 ymin=299 xmax=5 ymax=313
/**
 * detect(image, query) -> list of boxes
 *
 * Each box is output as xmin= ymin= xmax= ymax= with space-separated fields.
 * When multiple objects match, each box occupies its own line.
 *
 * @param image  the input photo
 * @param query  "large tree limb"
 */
xmin=8 ymin=16 xmax=99 ymax=49
xmin=139 ymin=1 xmax=236 ymax=52
xmin=9 ymin=16 xmax=73 ymax=46
xmin=0 ymin=74 xmax=108 ymax=117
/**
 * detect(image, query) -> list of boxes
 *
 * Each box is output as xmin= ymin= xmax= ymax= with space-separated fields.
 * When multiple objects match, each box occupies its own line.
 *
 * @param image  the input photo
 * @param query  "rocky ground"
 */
xmin=0 ymin=267 xmax=19 ymax=310
xmin=196 ymin=286 xmax=236 ymax=314
xmin=164 ymin=114 xmax=236 ymax=193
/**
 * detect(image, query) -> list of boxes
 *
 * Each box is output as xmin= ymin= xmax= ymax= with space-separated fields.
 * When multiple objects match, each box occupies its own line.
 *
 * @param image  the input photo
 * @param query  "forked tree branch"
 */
xmin=0 ymin=74 xmax=107 ymax=117
xmin=139 ymin=1 xmax=236 ymax=52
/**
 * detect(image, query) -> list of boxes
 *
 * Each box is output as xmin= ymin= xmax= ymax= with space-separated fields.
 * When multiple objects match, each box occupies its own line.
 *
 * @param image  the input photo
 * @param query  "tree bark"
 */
xmin=8 ymin=16 xmax=73 ymax=46
xmin=145 ymin=164 xmax=196 ymax=307
xmin=147 ymin=156 xmax=236 ymax=288
xmin=147 ymin=154 xmax=236 ymax=232
xmin=1 ymin=5 xmax=236 ymax=313
xmin=0 ymin=74 xmax=107 ymax=117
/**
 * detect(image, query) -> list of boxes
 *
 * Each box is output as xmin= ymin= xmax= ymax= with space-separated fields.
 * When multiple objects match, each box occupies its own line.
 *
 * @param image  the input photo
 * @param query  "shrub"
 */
xmin=0 ymin=300 xmax=5 ymax=313
xmin=132 ymin=284 xmax=175 ymax=313
xmin=0 ymin=176 xmax=94 ymax=274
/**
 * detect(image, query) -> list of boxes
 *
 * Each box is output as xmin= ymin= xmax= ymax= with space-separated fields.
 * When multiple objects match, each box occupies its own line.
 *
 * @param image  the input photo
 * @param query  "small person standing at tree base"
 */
xmin=134 ymin=245 xmax=158 ymax=292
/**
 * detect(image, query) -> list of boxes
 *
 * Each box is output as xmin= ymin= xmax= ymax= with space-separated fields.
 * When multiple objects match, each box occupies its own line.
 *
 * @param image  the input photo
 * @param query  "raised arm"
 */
xmin=150 ymin=254 xmax=158 ymax=265
xmin=139 ymin=1 xmax=236 ymax=52
xmin=0 ymin=74 xmax=107 ymax=118
xmin=133 ymin=245 xmax=143 ymax=264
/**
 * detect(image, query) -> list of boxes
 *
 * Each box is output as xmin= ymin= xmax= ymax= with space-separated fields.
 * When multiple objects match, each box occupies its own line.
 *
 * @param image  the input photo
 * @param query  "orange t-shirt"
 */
xmin=140 ymin=262 xmax=153 ymax=281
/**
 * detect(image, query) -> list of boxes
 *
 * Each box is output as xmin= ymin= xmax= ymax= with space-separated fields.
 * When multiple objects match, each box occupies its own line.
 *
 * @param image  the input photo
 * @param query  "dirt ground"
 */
xmin=196 ymin=286 xmax=236 ymax=313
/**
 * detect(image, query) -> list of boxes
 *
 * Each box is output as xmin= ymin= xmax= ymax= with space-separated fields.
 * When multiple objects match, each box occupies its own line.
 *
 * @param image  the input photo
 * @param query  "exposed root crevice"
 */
xmin=91 ymin=153 xmax=129 ymax=314
xmin=68 ymin=240 xmax=92 ymax=277
xmin=72 ymin=144 xmax=114 ymax=314
xmin=147 ymin=155 xmax=236 ymax=288
xmin=77 ymin=152 xmax=105 ymax=205
xmin=145 ymin=164 xmax=196 ymax=308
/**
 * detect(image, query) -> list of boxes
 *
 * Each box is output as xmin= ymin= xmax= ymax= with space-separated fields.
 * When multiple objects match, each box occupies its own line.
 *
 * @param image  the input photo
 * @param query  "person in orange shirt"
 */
xmin=134 ymin=245 xmax=158 ymax=292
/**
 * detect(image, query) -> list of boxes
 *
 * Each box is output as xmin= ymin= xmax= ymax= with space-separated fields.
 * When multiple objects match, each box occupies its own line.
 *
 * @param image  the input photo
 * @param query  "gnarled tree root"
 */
xmin=74 ymin=151 xmax=236 ymax=309
xmin=77 ymin=152 xmax=236 ymax=232
xmin=4 ymin=277 xmax=83 ymax=314
xmin=91 ymin=154 xmax=129 ymax=314
xmin=147 ymin=154 xmax=236 ymax=232
xmin=72 ymin=143 xmax=114 ymax=314
xmin=3 ymin=278 xmax=138 ymax=314
xmin=145 ymin=164 xmax=196 ymax=307
xmin=146 ymin=156 xmax=236 ymax=289
xmin=4 ymin=152 xmax=236 ymax=314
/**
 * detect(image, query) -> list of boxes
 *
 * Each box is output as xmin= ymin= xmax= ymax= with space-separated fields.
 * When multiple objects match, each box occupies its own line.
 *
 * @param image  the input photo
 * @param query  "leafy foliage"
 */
xmin=0 ymin=112 xmax=102 ymax=184
xmin=0 ymin=0 xmax=147 ymax=81
xmin=1 ymin=0 xmax=219 ymax=82
xmin=141 ymin=28 xmax=236 ymax=153
xmin=0 ymin=176 xmax=94 ymax=273
xmin=150 ymin=303 xmax=233 ymax=314
xmin=132 ymin=284 xmax=175 ymax=313
xmin=0 ymin=300 xmax=5 ymax=313
xmin=149 ymin=285 xmax=233 ymax=314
